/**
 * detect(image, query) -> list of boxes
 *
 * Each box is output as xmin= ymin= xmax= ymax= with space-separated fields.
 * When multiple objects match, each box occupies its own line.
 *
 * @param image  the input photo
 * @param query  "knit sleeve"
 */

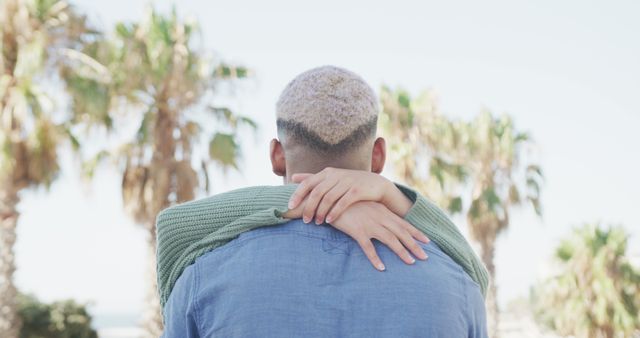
xmin=394 ymin=183 xmax=490 ymax=298
xmin=156 ymin=185 xmax=297 ymax=307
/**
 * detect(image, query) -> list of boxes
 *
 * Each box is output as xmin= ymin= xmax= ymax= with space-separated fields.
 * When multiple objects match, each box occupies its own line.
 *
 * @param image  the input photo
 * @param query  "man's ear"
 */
xmin=270 ymin=138 xmax=286 ymax=177
xmin=371 ymin=137 xmax=386 ymax=174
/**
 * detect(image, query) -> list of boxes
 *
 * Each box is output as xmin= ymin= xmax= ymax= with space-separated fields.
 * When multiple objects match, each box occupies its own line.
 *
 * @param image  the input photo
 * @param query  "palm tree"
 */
xmin=380 ymin=87 xmax=543 ymax=336
xmin=462 ymin=110 xmax=542 ymax=336
xmin=378 ymin=86 xmax=468 ymax=209
xmin=533 ymin=224 xmax=640 ymax=337
xmin=62 ymin=8 xmax=256 ymax=336
xmin=0 ymin=1 xmax=92 ymax=336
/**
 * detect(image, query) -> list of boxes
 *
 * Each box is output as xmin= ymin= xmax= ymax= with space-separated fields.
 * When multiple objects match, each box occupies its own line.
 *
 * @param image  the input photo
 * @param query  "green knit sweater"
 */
xmin=155 ymin=183 xmax=489 ymax=309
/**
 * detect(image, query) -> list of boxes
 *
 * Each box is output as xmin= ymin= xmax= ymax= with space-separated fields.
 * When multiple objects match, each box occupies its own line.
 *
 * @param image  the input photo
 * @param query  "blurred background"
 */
xmin=1 ymin=0 xmax=639 ymax=337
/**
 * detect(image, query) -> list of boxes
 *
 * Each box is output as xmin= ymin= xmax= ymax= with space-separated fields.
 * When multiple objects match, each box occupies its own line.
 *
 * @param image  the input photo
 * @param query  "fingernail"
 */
xmin=408 ymin=257 xmax=416 ymax=264
xmin=303 ymin=216 xmax=310 ymax=223
xmin=377 ymin=263 xmax=386 ymax=271
xmin=315 ymin=218 xmax=322 ymax=225
xmin=418 ymin=250 xmax=428 ymax=260
xmin=422 ymin=235 xmax=430 ymax=243
xmin=325 ymin=215 xmax=333 ymax=223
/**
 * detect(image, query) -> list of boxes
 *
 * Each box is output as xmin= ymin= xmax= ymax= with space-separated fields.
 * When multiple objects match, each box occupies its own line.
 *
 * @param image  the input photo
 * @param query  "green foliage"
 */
xmin=209 ymin=133 xmax=239 ymax=169
xmin=62 ymin=7 xmax=257 ymax=225
xmin=0 ymin=0 xmax=96 ymax=189
xmin=62 ymin=71 xmax=112 ymax=129
xmin=380 ymin=86 xmax=543 ymax=233
xmin=215 ymin=64 xmax=250 ymax=79
xmin=379 ymin=86 xmax=466 ymax=207
xmin=532 ymin=224 xmax=640 ymax=338
xmin=447 ymin=196 xmax=463 ymax=214
xmin=18 ymin=294 xmax=97 ymax=338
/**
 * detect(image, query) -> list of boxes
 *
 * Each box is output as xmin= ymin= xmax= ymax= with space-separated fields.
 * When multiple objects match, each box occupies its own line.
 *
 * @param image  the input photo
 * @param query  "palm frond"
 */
xmin=209 ymin=132 xmax=239 ymax=170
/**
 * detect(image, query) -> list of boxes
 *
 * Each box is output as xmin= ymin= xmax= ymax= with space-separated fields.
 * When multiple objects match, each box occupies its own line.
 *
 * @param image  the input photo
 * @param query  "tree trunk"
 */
xmin=0 ymin=183 xmax=22 ymax=338
xmin=140 ymin=98 xmax=175 ymax=337
xmin=141 ymin=223 xmax=163 ymax=338
xmin=480 ymin=237 xmax=499 ymax=338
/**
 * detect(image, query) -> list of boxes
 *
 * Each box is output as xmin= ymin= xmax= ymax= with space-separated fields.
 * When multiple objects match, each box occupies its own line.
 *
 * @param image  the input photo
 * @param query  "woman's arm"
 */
xmin=287 ymin=168 xmax=490 ymax=298
xmin=287 ymin=167 xmax=414 ymax=222
xmin=285 ymin=196 xmax=429 ymax=269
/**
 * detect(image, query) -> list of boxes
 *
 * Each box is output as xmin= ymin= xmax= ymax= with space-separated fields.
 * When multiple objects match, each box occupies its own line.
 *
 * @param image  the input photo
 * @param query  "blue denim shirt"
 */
xmin=162 ymin=219 xmax=487 ymax=338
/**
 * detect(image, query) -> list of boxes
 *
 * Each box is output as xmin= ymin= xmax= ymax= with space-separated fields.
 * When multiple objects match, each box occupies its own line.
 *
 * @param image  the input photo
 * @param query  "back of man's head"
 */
xmin=272 ymin=66 xmax=384 ymax=179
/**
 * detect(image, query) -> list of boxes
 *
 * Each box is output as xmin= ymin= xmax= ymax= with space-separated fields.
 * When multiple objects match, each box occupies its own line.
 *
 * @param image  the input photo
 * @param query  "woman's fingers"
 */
xmin=383 ymin=218 xmax=428 ymax=261
xmin=325 ymin=187 xmax=360 ymax=223
xmin=371 ymin=227 xmax=416 ymax=265
xmin=404 ymin=221 xmax=430 ymax=244
xmin=315 ymin=184 xmax=350 ymax=224
xmin=301 ymin=178 xmax=337 ymax=223
xmin=356 ymin=238 xmax=386 ymax=271
xmin=289 ymin=172 xmax=326 ymax=209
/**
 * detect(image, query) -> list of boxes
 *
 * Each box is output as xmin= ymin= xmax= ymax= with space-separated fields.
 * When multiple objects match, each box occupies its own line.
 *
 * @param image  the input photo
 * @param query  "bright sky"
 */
xmin=14 ymin=0 xmax=640 ymax=322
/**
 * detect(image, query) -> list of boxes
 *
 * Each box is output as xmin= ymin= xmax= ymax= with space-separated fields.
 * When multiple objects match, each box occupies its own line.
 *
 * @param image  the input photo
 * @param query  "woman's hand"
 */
xmin=288 ymin=167 xmax=413 ymax=225
xmin=331 ymin=201 xmax=429 ymax=271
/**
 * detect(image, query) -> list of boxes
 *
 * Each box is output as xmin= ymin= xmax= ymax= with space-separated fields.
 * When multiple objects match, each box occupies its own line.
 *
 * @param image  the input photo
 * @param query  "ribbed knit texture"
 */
xmin=156 ymin=183 xmax=489 ymax=309
xmin=394 ymin=184 xmax=489 ymax=296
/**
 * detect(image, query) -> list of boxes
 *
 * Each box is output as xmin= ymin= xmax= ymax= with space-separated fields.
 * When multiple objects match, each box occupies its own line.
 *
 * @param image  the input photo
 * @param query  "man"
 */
xmin=159 ymin=66 xmax=488 ymax=337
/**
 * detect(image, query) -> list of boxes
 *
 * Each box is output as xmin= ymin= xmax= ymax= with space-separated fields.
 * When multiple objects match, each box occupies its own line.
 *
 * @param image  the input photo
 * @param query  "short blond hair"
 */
xmin=276 ymin=66 xmax=379 ymax=154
